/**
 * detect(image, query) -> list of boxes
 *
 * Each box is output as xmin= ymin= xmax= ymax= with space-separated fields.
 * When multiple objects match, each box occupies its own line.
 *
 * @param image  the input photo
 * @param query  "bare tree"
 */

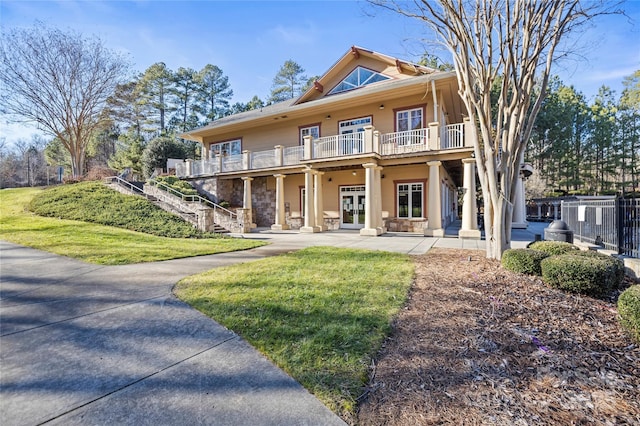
xmin=0 ymin=24 xmax=129 ymax=177
xmin=372 ymin=0 xmax=619 ymax=258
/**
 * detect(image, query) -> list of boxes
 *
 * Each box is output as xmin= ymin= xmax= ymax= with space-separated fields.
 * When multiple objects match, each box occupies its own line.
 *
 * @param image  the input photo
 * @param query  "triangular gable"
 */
xmin=295 ymin=46 xmax=434 ymax=105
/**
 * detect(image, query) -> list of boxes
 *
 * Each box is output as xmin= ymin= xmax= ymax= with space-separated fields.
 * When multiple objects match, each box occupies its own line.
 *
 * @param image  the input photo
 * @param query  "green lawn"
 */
xmin=174 ymin=246 xmax=414 ymax=418
xmin=0 ymin=186 xmax=265 ymax=264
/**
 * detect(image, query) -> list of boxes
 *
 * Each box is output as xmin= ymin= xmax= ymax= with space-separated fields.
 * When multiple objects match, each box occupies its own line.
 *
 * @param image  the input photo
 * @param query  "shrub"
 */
xmin=618 ymin=285 xmax=640 ymax=342
xmin=570 ymin=250 xmax=625 ymax=288
xmin=541 ymin=254 xmax=622 ymax=297
xmin=502 ymin=249 xmax=549 ymax=275
xmin=528 ymin=240 xmax=579 ymax=256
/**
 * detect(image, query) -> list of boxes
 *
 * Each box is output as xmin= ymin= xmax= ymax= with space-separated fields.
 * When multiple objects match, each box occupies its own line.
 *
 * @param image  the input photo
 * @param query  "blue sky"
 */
xmin=1 ymin=0 xmax=639 ymax=144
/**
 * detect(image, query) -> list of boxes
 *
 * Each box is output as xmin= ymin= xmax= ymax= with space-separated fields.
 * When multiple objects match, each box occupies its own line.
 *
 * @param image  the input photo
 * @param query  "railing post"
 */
xmin=428 ymin=122 xmax=439 ymax=150
xmin=215 ymin=153 xmax=223 ymax=172
xmin=303 ymin=135 xmax=313 ymax=160
xmin=185 ymin=159 xmax=193 ymax=176
xmin=373 ymin=130 xmax=380 ymax=154
xmin=464 ymin=117 xmax=476 ymax=148
xmin=274 ymin=145 xmax=284 ymax=167
xmin=617 ymin=196 xmax=624 ymax=255
xmin=242 ymin=150 xmax=251 ymax=170
xmin=363 ymin=125 xmax=374 ymax=153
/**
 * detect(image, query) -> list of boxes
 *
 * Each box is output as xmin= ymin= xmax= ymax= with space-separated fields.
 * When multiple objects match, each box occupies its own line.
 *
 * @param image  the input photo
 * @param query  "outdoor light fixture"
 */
xmin=326 ymin=115 xmax=331 ymax=120
xmin=352 ymin=171 xmax=357 ymax=176
xmin=379 ymin=104 xmax=385 ymax=109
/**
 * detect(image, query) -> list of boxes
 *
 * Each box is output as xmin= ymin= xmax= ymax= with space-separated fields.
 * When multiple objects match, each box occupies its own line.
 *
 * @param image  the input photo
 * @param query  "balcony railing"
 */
xmin=177 ymin=121 xmax=471 ymax=178
xmin=379 ymin=128 xmax=429 ymax=155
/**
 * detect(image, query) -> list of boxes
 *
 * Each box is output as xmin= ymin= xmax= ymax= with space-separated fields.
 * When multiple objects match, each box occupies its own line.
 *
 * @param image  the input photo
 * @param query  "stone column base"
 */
xmin=271 ymin=224 xmax=290 ymax=231
xmin=359 ymin=227 xmax=384 ymax=236
xmin=424 ymin=228 xmax=445 ymax=237
xmin=512 ymin=221 xmax=528 ymax=229
xmin=300 ymin=226 xmax=322 ymax=233
xmin=458 ymin=229 xmax=481 ymax=239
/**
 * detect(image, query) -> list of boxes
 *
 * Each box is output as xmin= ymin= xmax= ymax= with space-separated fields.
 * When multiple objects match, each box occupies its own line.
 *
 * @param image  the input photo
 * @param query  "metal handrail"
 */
xmin=147 ymin=179 xmax=238 ymax=220
xmin=104 ymin=176 xmax=144 ymax=195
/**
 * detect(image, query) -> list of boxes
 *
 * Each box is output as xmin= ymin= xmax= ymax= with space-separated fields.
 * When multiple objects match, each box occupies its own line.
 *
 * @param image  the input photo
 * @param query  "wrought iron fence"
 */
xmin=562 ymin=198 xmax=640 ymax=258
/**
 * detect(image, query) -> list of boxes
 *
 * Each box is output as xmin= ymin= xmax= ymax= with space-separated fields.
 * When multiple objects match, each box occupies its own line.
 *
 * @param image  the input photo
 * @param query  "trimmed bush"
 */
xmin=618 ymin=285 xmax=640 ymax=342
xmin=528 ymin=240 xmax=579 ymax=256
xmin=502 ymin=249 xmax=549 ymax=275
xmin=541 ymin=254 xmax=622 ymax=297
xmin=571 ymin=250 xmax=625 ymax=288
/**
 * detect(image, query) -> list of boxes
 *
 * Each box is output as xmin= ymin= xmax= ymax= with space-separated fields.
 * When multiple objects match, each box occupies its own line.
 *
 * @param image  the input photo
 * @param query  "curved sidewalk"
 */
xmin=0 ymin=224 xmax=543 ymax=425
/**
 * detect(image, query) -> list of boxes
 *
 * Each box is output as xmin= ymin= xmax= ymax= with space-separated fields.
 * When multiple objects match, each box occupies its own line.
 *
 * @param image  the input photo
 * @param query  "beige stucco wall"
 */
xmin=203 ymin=94 xmax=437 ymax=153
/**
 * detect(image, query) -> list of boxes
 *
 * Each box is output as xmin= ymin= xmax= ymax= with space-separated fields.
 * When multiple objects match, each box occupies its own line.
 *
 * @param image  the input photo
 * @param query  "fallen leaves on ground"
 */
xmin=357 ymin=248 xmax=639 ymax=425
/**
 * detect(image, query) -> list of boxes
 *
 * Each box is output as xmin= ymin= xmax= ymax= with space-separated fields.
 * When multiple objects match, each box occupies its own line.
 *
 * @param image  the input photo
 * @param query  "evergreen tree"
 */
xmin=197 ymin=64 xmax=233 ymax=122
xmin=619 ymin=70 xmax=640 ymax=194
xmin=138 ymin=62 xmax=175 ymax=135
xmin=269 ymin=60 xmax=307 ymax=103
xmin=170 ymin=67 xmax=200 ymax=132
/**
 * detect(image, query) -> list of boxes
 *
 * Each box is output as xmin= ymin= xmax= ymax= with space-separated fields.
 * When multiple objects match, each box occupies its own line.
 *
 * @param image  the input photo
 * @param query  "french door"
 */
xmin=340 ymin=186 xmax=366 ymax=229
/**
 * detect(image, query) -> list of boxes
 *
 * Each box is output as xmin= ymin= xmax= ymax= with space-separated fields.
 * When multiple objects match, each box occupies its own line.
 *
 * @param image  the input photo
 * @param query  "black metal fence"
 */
xmin=562 ymin=198 xmax=640 ymax=258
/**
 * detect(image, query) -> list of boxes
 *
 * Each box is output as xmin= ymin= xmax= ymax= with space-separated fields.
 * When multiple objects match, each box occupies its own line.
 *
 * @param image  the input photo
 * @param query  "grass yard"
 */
xmin=0 ymin=186 xmax=265 ymax=264
xmin=174 ymin=246 xmax=414 ymax=422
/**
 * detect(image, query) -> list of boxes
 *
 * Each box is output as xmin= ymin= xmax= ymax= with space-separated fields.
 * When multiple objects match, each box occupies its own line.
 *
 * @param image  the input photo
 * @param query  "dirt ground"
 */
xmin=357 ymin=248 xmax=640 ymax=425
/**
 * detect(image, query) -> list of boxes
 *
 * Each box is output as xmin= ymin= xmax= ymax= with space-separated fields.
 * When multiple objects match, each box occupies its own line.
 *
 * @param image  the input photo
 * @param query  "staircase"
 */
xmin=104 ymin=176 xmax=231 ymax=233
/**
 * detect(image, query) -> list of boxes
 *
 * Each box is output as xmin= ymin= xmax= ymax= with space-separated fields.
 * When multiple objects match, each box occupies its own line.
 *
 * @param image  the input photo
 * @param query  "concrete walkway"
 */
xmin=0 ymin=222 xmax=546 ymax=426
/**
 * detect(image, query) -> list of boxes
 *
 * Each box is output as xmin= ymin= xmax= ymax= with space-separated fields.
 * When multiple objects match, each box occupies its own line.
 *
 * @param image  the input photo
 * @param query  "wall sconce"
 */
xmin=381 ymin=174 xmax=385 ymax=179
xmin=326 ymin=115 xmax=331 ymax=120
xmin=328 ymin=177 xmax=332 ymax=182
xmin=352 ymin=171 xmax=357 ymax=176
xmin=379 ymin=104 xmax=384 ymax=110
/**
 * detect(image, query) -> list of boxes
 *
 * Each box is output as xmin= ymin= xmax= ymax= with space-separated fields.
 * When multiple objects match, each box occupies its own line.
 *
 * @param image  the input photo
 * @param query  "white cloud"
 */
xmin=267 ymin=22 xmax=317 ymax=45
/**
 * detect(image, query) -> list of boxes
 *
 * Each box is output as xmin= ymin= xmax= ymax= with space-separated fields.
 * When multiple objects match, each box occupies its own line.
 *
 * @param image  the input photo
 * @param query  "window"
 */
xmin=328 ymin=67 xmax=390 ymax=95
xmin=396 ymin=107 xmax=423 ymax=132
xmin=397 ymin=182 xmax=424 ymax=218
xmin=209 ymin=139 xmax=241 ymax=158
xmin=299 ymin=125 xmax=320 ymax=145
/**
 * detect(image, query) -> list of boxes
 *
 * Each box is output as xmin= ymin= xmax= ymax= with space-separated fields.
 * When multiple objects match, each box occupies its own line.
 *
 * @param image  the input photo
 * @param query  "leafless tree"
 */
xmin=0 ymin=24 xmax=129 ymax=177
xmin=372 ymin=0 xmax=620 ymax=258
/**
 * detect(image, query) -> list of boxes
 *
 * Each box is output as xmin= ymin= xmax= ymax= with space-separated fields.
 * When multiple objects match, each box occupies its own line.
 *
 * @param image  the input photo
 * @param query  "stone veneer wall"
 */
xmin=251 ymin=177 xmax=275 ymax=227
xmin=189 ymin=177 xmax=234 ymax=205
xmin=384 ymin=218 xmax=428 ymax=233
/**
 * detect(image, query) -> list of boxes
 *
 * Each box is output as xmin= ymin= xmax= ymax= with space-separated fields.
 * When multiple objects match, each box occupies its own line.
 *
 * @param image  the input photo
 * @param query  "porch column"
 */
xmin=301 ymin=168 xmax=321 ymax=233
xmin=314 ymin=172 xmax=327 ymax=231
xmin=271 ymin=174 xmax=289 ymax=231
xmin=303 ymin=135 xmax=313 ymax=160
xmin=363 ymin=125 xmax=375 ymax=153
xmin=537 ymin=202 xmax=543 ymax=220
xmin=375 ymin=165 xmax=386 ymax=232
xmin=360 ymin=163 xmax=383 ymax=236
xmin=459 ymin=158 xmax=481 ymax=239
xmin=552 ymin=201 xmax=560 ymax=220
xmin=241 ymin=177 xmax=256 ymax=229
xmin=425 ymin=160 xmax=445 ymax=237
xmin=512 ymin=170 xmax=528 ymax=229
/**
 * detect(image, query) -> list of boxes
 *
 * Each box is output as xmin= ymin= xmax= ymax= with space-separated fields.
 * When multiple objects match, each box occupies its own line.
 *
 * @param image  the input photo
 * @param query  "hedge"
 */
xmin=528 ymin=240 xmax=580 ymax=256
xmin=618 ymin=285 xmax=640 ymax=342
xmin=502 ymin=249 xmax=549 ymax=275
xmin=540 ymin=254 xmax=623 ymax=297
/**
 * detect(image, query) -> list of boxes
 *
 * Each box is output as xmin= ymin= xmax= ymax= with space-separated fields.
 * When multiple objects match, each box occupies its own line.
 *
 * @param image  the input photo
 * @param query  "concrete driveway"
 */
xmin=0 ymin=240 xmax=345 ymax=426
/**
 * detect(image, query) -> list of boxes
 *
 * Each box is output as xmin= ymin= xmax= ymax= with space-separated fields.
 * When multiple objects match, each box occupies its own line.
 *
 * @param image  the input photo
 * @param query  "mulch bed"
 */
xmin=357 ymin=248 xmax=640 ymax=425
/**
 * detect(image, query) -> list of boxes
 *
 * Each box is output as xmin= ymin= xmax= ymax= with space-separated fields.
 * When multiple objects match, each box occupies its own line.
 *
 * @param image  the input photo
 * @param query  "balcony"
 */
xmin=177 ymin=120 xmax=473 ymax=178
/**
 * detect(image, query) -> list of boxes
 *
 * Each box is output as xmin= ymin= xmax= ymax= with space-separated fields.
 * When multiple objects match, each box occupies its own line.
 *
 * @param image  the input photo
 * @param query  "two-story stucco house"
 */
xmin=178 ymin=46 xmax=487 ymax=238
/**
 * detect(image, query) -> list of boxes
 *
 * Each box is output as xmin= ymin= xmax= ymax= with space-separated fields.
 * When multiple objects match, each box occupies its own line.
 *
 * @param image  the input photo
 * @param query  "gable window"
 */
xmin=300 ymin=124 xmax=320 ymax=145
xmin=397 ymin=182 xmax=424 ymax=218
xmin=328 ymin=66 xmax=390 ymax=95
xmin=396 ymin=107 xmax=423 ymax=132
xmin=210 ymin=139 xmax=241 ymax=158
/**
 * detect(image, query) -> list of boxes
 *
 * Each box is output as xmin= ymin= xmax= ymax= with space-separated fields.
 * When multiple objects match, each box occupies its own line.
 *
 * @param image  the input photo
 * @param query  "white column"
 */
xmin=301 ymin=168 xmax=320 ymax=233
xmin=425 ymin=160 xmax=445 ymax=237
xmin=459 ymin=158 xmax=481 ymax=239
xmin=241 ymin=177 xmax=256 ymax=228
xmin=314 ymin=172 xmax=326 ymax=231
xmin=375 ymin=166 xmax=386 ymax=232
xmin=271 ymin=174 xmax=289 ymax=231
xmin=537 ymin=202 xmax=543 ymax=220
xmin=512 ymin=170 xmax=528 ymax=229
xmin=360 ymin=163 xmax=383 ymax=236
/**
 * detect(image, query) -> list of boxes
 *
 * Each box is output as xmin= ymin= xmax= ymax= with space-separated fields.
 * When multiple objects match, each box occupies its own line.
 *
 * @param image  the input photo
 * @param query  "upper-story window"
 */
xmin=328 ymin=67 xmax=390 ymax=95
xmin=209 ymin=139 xmax=241 ymax=158
xmin=396 ymin=107 xmax=423 ymax=132
xmin=299 ymin=124 xmax=320 ymax=145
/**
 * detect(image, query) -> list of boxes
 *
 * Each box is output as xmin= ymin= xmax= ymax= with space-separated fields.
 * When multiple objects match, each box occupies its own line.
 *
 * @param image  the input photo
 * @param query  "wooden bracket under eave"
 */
xmin=351 ymin=46 xmax=360 ymax=59
xmin=314 ymin=80 xmax=323 ymax=93
xmin=395 ymin=59 xmax=403 ymax=73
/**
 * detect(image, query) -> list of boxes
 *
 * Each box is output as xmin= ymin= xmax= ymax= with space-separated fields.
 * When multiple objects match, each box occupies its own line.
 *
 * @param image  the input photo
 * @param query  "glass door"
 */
xmin=340 ymin=186 xmax=366 ymax=229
